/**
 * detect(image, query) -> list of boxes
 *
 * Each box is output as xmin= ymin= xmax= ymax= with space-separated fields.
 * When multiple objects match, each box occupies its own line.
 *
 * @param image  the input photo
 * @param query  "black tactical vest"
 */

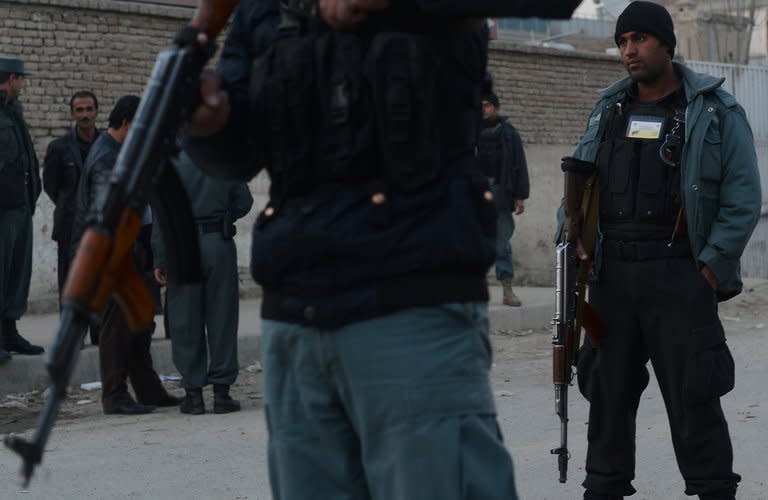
xmin=248 ymin=12 xmax=486 ymax=200
xmin=478 ymin=122 xmax=503 ymax=180
xmin=597 ymin=86 xmax=686 ymax=240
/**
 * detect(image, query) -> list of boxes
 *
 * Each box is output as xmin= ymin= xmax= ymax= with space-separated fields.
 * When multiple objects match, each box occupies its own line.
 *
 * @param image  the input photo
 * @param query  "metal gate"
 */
xmin=687 ymin=61 xmax=768 ymax=279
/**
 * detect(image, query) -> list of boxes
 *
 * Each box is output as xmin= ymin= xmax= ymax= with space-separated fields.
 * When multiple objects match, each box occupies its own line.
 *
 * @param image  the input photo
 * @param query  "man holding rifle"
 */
xmin=73 ymin=96 xmax=182 ymax=415
xmin=564 ymin=3 xmax=761 ymax=499
xmin=186 ymin=0 xmax=581 ymax=498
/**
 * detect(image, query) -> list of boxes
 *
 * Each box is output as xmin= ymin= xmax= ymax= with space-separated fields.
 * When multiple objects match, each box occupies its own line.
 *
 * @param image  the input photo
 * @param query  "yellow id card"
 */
xmin=626 ymin=115 xmax=665 ymax=140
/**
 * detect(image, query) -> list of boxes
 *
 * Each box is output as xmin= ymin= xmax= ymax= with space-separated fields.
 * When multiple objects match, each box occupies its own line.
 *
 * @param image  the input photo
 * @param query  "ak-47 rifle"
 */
xmin=551 ymin=156 xmax=604 ymax=483
xmin=4 ymin=0 xmax=240 ymax=485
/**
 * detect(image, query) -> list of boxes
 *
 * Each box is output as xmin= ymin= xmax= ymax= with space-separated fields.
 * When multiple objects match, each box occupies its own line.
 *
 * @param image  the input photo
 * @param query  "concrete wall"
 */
xmin=2 ymin=1 xmax=633 ymax=309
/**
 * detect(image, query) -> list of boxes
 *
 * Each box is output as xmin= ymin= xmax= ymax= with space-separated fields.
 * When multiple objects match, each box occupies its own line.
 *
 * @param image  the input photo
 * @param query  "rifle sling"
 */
xmin=574 ymin=171 xmax=600 ymax=349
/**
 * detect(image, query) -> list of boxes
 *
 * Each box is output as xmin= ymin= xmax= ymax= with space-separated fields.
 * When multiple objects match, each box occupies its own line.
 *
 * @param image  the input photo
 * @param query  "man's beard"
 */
xmin=628 ymin=61 xmax=664 ymax=84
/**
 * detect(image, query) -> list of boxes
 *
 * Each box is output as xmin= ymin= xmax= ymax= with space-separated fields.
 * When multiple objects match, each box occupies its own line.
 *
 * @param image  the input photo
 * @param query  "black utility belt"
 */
xmin=197 ymin=218 xmax=237 ymax=238
xmin=198 ymin=220 xmax=221 ymax=234
xmin=602 ymin=239 xmax=692 ymax=261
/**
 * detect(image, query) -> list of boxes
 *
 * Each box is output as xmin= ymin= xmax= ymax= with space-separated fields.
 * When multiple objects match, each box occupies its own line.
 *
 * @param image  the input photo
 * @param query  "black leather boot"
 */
xmin=213 ymin=384 xmax=241 ymax=414
xmin=584 ymin=491 xmax=622 ymax=500
xmin=2 ymin=319 xmax=44 ymax=355
xmin=180 ymin=388 xmax=205 ymax=415
xmin=0 ymin=347 xmax=11 ymax=363
xmin=700 ymin=488 xmax=737 ymax=500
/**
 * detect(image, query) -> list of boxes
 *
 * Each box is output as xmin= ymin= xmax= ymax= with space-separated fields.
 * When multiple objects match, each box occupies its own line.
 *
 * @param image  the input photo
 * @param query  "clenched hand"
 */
xmin=319 ymin=0 xmax=390 ymax=30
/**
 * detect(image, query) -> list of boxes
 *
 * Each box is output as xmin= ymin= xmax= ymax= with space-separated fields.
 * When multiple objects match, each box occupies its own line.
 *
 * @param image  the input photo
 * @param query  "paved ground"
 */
xmin=0 ymin=281 xmax=766 ymax=499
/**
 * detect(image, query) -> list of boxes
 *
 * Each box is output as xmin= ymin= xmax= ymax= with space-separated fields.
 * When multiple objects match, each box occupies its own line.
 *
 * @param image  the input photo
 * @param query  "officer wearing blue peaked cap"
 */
xmin=0 ymin=56 xmax=28 ymax=75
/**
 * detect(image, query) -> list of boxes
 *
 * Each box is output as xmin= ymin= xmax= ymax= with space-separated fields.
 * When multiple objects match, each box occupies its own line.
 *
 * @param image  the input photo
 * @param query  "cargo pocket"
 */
xmin=576 ymin=343 xmax=597 ymax=401
xmin=684 ymin=323 xmax=735 ymax=406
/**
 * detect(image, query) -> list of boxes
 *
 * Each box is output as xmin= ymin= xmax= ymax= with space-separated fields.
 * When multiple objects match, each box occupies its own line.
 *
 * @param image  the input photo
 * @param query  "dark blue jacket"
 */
xmin=499 ymin=117 xmax=529 ymax=205
xmin=43 ymin=127 xmax=102 ymax=242
xmin=187 ymin=0 xmax=581 ymax=327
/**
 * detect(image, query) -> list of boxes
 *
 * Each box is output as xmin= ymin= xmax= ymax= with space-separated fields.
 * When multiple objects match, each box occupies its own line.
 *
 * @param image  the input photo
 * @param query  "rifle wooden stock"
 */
xmin=62 ymin=209 xmax=153 ymax=332
xmin=563 ymin=170 xmax=587 ymax=243
xmin=193 ymin=0 xmax=239 ymax=37
xmin=582 ymin=301 xmax=604 ymax=348
xmin=552 ymin=344 xmax=566 ymax=383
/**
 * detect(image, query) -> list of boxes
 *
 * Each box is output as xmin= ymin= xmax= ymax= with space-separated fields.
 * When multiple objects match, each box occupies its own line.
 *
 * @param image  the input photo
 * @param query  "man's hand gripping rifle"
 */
xmin=551 ymin=156 xmax=603 ymax=483
xmin=4 ymin=0 xmax=239 ymax=485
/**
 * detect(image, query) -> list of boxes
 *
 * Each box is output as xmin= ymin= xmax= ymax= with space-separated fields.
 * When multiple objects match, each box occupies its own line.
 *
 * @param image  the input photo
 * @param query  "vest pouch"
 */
xmin=635 ymin=139 xmax=666 ymax=221
xmin=250 ymin=35 xmax=317 ymax=197
xmin=314 ymin=32 xmax=376 ymax=182
xmin=363 ymin=33 xmax=442 ymax=192
xmin=597 ymin=138 xmax=632 ymax=221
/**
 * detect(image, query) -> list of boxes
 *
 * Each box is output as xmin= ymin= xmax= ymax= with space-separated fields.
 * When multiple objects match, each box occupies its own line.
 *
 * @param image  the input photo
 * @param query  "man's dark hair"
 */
xmin=107 ymin=95 xmax=140 ymax=129
xmin=70 ymin=90 xmax=99 ymax=110
xmin=0 ymin=72 xmax=12 ymax=84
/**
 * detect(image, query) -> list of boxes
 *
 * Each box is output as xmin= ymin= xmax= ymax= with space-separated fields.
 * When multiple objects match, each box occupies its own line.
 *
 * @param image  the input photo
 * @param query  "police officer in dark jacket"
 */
xmin=568 ymin=3 xmax=761 ymax=499
xmin=73 ymin=95 xmax=182 ymax=415
xmin=0 ymin=56 xmax=44 ymax=361
xmin=44 ymin=93 xmax=100 ymax=297
xmin=186 ymin=1 xmax=582 ymax=498
xmin=43 ymin=90 xmax=101 ymax=344
xmin=479 ymin=92 xmax=529 ymax=306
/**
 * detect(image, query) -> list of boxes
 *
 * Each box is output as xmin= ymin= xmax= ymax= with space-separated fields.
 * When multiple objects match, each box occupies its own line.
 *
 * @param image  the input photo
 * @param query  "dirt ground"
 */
xmin=0 ymin=363 xmax=265 ymax=436
xmin=3 ymin=280 xmax=766 ymax=437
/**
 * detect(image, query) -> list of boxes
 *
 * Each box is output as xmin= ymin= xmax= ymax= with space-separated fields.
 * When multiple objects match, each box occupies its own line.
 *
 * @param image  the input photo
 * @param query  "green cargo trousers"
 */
xmin=262 ymin=302 xmax=518 ymax=500
xmin=166 ymin=232 xmax=240 ymax=388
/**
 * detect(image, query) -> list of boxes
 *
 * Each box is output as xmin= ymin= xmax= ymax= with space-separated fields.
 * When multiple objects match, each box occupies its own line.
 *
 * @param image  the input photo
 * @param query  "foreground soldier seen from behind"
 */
xmin=567 ymin=3 xmax=761 ymax=499
xmin=186 ymin=0 xmax=582 ymax=498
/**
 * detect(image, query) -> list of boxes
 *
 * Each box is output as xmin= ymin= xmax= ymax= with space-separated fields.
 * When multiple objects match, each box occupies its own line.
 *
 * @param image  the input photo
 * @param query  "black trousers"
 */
xmin=98 ymin=299 xmax=168 ymax=413
xmin=97 ymin=234 xmax=167 ymax=413
xmin=579 ymin=254 xmax=740 ymax=498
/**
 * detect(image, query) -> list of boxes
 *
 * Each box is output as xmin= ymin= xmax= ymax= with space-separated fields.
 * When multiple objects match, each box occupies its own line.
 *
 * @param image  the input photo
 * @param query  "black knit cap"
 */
xmin=614 ymin=1 xmax=676 ymax=58
xmin=482 ymin=92 xmax=501 ymax=108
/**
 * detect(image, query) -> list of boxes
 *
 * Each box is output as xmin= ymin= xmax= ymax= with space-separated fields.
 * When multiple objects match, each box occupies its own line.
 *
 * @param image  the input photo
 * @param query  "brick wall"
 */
xmin=488 ymin=42 xmax=625 ymax=145
xmin=0 ymin=0 xmax=193 ymax=159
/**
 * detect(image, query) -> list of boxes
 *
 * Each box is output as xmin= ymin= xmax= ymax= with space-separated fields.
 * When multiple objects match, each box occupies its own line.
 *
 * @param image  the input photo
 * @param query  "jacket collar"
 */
xmin=67 ymin=126 xmax=101 ymax=143
xmin=596 ymin=62 xmax=725 ymax=104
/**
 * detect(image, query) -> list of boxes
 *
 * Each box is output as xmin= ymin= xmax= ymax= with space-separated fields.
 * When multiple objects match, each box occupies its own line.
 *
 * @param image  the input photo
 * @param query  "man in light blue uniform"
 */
xmin=153 ymin=152 xmax=253 ymax=415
